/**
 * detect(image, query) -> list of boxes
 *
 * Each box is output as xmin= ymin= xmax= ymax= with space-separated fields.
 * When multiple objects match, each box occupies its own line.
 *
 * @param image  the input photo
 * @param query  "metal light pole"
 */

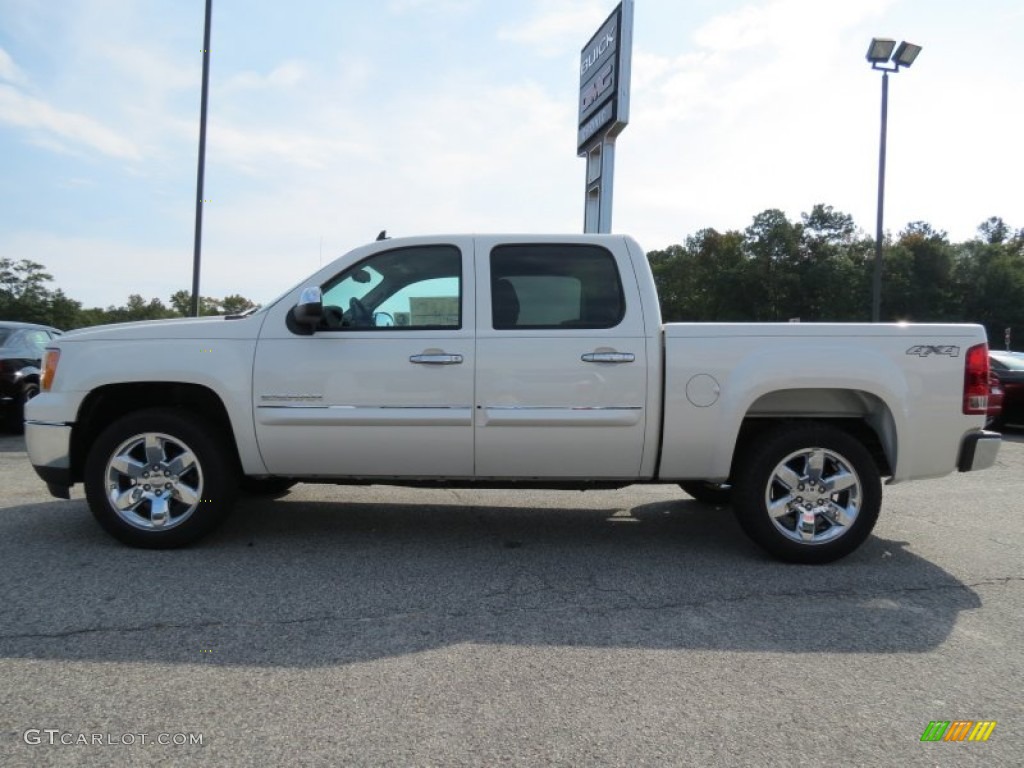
xmin=866 ymin=38 xmax=921 ymax=323
xmin=190 ymin=0 xmax=213 ymax=317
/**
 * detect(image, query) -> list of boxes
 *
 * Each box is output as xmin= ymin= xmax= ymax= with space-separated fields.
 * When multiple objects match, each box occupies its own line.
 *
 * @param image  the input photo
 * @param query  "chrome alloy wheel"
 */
xmin=763 ymin=446 xmax=862 ymax=545
xmin=104 ymin=432 xmax=204 ymax=531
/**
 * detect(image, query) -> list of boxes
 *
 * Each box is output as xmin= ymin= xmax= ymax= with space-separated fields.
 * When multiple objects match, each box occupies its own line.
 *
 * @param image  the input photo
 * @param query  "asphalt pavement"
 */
xmin=1 ymin=430 xmax=1021 ymax=767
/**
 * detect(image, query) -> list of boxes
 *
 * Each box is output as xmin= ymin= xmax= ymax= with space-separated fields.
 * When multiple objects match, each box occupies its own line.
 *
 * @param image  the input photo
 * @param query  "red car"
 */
xmin=987 ymin=371 xmax=1004 ymax=428
xmin=989 ymin=351 xmax=1024 ymax=429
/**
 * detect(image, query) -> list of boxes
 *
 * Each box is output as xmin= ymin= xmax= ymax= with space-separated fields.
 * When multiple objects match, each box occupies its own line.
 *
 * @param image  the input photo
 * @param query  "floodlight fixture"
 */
xmin=892 ymin=41 xmax=922 ymax=68
xmin=866 ymin=38 xmax=896 ymax=64
xmin=867 ymin=37 xmax=922 ymax=72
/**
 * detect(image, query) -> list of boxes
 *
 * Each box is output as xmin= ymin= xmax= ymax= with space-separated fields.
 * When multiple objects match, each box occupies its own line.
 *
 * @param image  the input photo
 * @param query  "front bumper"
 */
xmin=957 ymin=430 xmax=1001 ymax=472
xmin=25 ymin=420 xmax=73 ymax=498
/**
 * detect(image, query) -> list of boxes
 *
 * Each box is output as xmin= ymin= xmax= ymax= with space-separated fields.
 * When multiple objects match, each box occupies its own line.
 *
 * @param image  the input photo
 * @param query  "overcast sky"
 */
xmin=1 ymin=0 xmax=1022 ymax=308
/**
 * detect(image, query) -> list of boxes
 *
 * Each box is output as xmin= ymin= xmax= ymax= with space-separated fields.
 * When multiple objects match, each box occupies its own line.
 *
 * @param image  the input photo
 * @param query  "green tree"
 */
xmin=891 ymin=222 xmax=954 ymax=321
xmin=168 ymin=289 xmax=250 ymax=316
xmin=1 ymin=258 xmax=54 ymax=324
xmin=169 ymin=289 xmax=193 ymax=316
xmin=648 ymin=229 xmax=749 ymax=322
xmin=220 ymin=294 xmax=258 ymax=315
xmin=978 ymin=216 xmax=1010 ymax=245
xmin=99 ymin=295 xmax=178 ymax=324
xmin=0 ymin=258 xmax=85 ymax=327
xmin=799 ymin=204 xmax=872 ymax=321
xmin=954 ymin=218 xmax=1024 ymax=345
xmin=744 ymin=209 xmax=803 ymax=321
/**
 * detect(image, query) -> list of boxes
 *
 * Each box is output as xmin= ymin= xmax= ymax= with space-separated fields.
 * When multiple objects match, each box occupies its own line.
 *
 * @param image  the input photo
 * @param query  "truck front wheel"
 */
xmin=84 ymin=408 xmax=238 ymax=548
xmin=733 ymin=423 xmax=881 ymax=564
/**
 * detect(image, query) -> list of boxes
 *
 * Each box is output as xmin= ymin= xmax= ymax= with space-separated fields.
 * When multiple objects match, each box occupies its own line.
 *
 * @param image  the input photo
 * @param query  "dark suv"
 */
xmin=0 ymin=322 xmax=62 ymax=432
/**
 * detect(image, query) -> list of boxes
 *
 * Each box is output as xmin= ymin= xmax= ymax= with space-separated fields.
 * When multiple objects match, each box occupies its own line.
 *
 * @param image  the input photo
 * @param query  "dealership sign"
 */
xmin=577 ymin=1 xmax=633 ymax=153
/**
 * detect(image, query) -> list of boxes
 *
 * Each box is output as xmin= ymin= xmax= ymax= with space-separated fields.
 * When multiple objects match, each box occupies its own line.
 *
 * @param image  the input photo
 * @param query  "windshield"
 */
xmin=0 ymin=328 xmax=13 ymax=346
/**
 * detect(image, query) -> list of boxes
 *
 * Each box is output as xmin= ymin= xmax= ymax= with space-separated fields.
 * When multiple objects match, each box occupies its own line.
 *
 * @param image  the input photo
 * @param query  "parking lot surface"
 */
xmin=1 ymin=430 xmax=1022 ymax=766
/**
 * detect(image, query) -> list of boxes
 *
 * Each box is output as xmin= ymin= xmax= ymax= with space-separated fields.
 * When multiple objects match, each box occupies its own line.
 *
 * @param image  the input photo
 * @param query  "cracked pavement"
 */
xmin=1 ymin=431 xmax=1022 ymax=766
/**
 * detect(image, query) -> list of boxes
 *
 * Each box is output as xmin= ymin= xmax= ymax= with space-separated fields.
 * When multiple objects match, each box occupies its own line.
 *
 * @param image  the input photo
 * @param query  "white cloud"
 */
xmin=0 ymin=232 xmax=193 ymax=309
xmin=604 ymin=0 xmax=905 ymax=249
xmin=225 ymin=60 xmax=310 ymax=91
xmin=499 ymin=0 xmax=608 ymax=56
xmin=0 ymin=46 xmax=26 ymax=84
xmin=694 ymin=0 xmax=891 ymax=53
xmin=207 ymin=120 xmax=370 ymax=174
xmin=388 ymin=0 xmax=478 ymax=15
xmin=0 ymin=83 xmax=142 ymax=161
xmin=96 ymin=44 xmax=196 ymax=95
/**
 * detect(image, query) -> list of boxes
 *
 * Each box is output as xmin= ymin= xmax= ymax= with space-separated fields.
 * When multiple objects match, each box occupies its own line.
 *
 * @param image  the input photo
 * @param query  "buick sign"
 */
xmin=577 ymin=1 xmax=633 ymax=153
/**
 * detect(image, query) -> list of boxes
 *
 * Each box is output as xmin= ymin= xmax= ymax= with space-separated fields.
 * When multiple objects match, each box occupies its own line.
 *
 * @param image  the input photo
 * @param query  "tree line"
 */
xmin=0 ymin=258 xmax=257 ymax=329
xmin=648 ymin=205 xmax=1023 ymax=348
xmin=3 ymin=205 xmax=1023 ymax=348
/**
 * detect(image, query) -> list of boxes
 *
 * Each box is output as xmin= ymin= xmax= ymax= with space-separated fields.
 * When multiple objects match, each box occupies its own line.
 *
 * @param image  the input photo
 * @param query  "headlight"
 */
xmin=41 ymin=348 xmax=60 ymax=391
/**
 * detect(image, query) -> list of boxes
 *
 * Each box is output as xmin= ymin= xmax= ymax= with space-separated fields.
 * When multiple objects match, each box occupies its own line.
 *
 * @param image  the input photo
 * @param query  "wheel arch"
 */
xmin=728 ymin=388 xmax=896 ymax=481
xmin=70 ymin=382 xmax=243 ymax=483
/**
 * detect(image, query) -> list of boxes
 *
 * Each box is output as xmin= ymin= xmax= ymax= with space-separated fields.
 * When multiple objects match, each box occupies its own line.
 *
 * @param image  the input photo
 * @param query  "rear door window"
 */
xmin=489 ymin=244 xmax=625 ymax=330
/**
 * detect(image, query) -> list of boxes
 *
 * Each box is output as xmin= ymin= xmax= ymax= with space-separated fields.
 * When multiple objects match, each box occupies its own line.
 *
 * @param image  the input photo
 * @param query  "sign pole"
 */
xmin=577 ymin=1 xmax=633 ymax=234
xmin=190 ymin=0 xmax=213 ymax=317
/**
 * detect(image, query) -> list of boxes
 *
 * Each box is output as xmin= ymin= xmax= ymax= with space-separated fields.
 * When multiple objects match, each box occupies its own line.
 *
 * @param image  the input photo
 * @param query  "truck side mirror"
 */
xmin=293 ymin=286 xmax=323 ymax=328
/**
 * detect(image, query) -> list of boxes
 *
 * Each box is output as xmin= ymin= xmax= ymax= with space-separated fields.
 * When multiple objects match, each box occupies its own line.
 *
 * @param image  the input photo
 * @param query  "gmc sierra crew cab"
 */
xmin=25 ymin=234 xmax=1001 ymax=562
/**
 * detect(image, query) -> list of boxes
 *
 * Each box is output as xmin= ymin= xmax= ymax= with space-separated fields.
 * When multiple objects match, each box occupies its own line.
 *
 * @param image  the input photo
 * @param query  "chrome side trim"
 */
xmin=256 ymin=405 xmax=473 ymax=427
xmin=481 ymin=406 xmax=642 ymax=428
xmin=483 ymin=406 xmax=643 ymax=411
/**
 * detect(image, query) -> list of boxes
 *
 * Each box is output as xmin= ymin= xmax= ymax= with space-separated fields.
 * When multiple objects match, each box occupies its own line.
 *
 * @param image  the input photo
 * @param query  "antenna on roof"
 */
xmin=376 ymin=230 xmax=389 ymax=241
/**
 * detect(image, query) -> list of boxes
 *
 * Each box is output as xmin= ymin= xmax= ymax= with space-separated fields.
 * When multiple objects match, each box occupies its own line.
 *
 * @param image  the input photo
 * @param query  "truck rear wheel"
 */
xmin=84 ymin=408 xmax=237 ymax=548
xmin=733 ymin=423 xmax=881 ymax=564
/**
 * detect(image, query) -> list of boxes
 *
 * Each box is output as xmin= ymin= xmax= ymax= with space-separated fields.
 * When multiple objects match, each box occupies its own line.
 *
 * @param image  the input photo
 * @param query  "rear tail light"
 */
xmin=963 ymin=343 xmax=989 ymax=415
xmin=41 ymin=348 xmax=60 ymax=392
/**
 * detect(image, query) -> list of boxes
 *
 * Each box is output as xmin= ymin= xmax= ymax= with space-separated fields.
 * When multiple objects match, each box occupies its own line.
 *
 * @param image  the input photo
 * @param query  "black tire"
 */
xmin=732 ymin=423 xmax=882 ymax=564
xmin=679 ymin=480 xmax=732 ymax=506
xmin=84 ymin=408 xmax=238 ymax=548
xmin=240 ymin=476 xmax=297 ymax=498
xmin=6 ymin=380 xmax=39 ymax=434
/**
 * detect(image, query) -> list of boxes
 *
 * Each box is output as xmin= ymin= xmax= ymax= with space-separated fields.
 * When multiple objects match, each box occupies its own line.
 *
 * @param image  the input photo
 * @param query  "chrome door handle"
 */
xmin=409 ymin=354 xmax=463 ymax=365
xmin=581 ymin=352 xmax=635 ymax=363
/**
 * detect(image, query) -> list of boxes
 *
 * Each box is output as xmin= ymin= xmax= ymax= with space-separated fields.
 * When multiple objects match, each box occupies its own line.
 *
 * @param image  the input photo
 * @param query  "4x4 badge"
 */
xmin=906 ymin=345 xmax=961 ymax=358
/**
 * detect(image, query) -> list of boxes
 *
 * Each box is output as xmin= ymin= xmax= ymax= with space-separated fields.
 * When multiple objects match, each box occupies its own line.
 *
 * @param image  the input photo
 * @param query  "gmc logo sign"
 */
xmin=581 ymin=64 xmax=614 ymax=110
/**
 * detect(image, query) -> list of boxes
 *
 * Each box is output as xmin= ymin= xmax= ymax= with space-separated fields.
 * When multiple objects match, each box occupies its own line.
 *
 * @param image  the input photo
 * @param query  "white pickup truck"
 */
xmin=26 ymin=234 xmax=1001 ymax=562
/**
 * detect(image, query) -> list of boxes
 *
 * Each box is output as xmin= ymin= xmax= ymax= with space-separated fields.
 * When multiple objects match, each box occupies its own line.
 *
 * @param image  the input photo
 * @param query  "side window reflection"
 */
xmin=319 ymin=245 xmax=462 ymax=331
xmin=490 ymin=244 xmax=625 ymax=330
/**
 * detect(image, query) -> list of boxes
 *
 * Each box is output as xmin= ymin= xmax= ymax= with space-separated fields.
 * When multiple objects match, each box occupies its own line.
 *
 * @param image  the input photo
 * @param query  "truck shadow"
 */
xmin=0 ymin=493 xmax=980 ymax=667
